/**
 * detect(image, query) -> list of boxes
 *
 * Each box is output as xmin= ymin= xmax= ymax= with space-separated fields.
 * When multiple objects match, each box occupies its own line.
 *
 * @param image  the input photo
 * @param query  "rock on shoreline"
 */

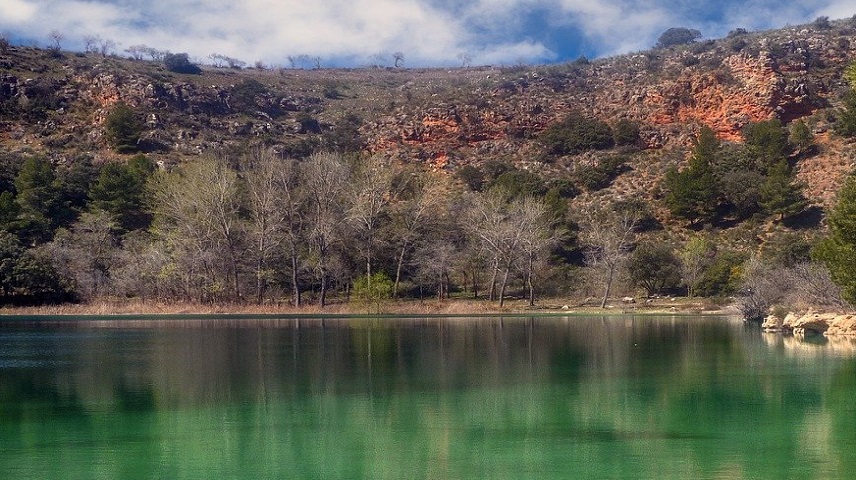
xmin=762 ymin=310 xmax=856 ymax=336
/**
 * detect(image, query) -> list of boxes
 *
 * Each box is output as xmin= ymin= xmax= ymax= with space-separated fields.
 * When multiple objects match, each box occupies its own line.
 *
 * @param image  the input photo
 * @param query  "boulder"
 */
xmin=792 ymin=311 xmax=836 ymax=336
xmin=825 ymin=315 xmax=856 ymax=336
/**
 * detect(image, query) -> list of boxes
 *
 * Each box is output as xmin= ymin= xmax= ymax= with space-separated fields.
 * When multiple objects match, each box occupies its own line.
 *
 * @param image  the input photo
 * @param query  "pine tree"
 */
xmin=760 ymin=159 xmax=807 ymax=221
xmin=663 ymin=126 xmax=719 ymax=225
xmin=814 ymin=175 xmax=856 ymax=304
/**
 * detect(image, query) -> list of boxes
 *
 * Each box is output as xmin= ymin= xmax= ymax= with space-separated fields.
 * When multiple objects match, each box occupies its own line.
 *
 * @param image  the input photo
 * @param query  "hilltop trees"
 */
xmin=657 ymin=27 xmax=702 ymax=48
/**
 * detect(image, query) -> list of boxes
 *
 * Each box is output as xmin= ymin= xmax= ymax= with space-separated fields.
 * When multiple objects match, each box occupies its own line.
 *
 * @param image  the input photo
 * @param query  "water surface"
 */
xmin=1 ymin=315 xmax=854 ymax=479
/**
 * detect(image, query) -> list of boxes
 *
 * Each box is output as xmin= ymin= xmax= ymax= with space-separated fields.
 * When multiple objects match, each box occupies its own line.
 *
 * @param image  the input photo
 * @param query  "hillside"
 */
xmin=3 ymin=20 xmax=856 ymax=199
xmin=1 ymin=17 xmax=856 ymax=310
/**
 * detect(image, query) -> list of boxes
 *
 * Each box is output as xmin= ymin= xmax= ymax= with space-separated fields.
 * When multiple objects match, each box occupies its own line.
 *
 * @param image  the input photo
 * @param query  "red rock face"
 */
xmin=644 ymin=55 xmax=783 ymax=141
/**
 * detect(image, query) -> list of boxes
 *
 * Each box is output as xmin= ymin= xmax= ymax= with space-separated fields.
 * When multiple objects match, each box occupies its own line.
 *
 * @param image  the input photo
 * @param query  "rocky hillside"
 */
xmin=2 ymin=18 xmax=856 ymax=223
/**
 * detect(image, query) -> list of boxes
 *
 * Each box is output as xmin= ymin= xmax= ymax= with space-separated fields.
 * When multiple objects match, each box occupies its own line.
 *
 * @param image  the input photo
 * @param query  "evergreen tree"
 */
xmin=760 ymin=159 xmax=807 ymax=221
xmin=14 ymin=157 xmax=66 ymax=243
xmin=89 ymin=161 xmax=152 ymax=231
xmin=814 ymin=175 xmax=856 ymax=304
xmin=834 ymin=90 xmax=856 ymax=138
xmin=743 ymin=119 xmax=788 ymax=172
xmin=663 ymin=126 xmax=719 ymax=225
xmin=104 ymin=103 xmax=143 ymax=153
xmin=789 ymin=119 xmax=815 ymax=155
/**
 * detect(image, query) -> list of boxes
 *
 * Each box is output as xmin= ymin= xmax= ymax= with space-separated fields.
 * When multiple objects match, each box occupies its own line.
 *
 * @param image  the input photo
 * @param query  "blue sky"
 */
xmin=0 ymin=0 xmax=854 ymax=67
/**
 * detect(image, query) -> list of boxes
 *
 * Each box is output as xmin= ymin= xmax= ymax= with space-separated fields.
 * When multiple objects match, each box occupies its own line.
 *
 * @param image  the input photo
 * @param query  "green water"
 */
xmin=0 ymin=315 xmax=854 ymax=479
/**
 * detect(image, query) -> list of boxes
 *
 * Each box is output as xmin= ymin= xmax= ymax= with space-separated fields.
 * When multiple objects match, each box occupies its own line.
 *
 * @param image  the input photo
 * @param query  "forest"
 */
xmin=0 ymin=109 xmax=852 ymax=317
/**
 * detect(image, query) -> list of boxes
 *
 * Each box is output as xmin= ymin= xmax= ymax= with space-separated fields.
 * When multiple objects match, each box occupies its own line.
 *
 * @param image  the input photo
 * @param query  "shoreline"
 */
xmin=0 ymin=297 xmax=740 ymax=318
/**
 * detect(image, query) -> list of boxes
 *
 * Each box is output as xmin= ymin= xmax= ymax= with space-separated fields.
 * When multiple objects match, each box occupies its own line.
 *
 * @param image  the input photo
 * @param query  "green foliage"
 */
xmin=89 ymin=160 xmax=153 ymax=231
xmin=295 ymin=113 xmax=321 ymax=134
xmin=759 ymin=160 xmax=807 ymax=221
xmin=14 ymin=157 xmax=68 ymax=243
xmin=629 ymin=241 xmax=682 ymax=295
xmin=845 ymin=62 xmax=856 ymax=90
xmin=656 ymin=27 xmax=702 ymax=48
xmin=0 ymin=231 xmax=74 ymax=305
xmin=539 ymin=113 xmax=614 ymax=156
xmin=575 ymin=155 xmax=628 ymax=191
xmin=456 ymin=165 xmax=485 ymax=191
xmin=743 ymin=119 xmax=788 ymax=172
xmin=789 ymin=119 xmax=815 ymax=154
xmin=163 ymin=53 xmax=201 ymax=74
xmin=322 ymin=113 xmax=363 ymax=153
xmin=761 ymin=232 xmax=813 ymax=267
xmin=490 ymin=170 xmax=547 ymax=198
xmin=0 ymin=192 xmax=20 ymax=232
xmin=612 ymin=119 xmax=640 ymax=146
xmin=696 ymin=251 xmax=747 ymax=297
xmin=230 ymin=79 xmax=269 ymax=112
xmin=352 ymin=272 xmax=394 ymax=313
xmin=833 ymin=89 xmax=856 ymax=138
xmin=814 ymin=175 xmax=856 ymax=304
xmin=105 ymin=103 xmax=143 ymax=154
xmin=663 ymin=127 xmax=719 ymax=224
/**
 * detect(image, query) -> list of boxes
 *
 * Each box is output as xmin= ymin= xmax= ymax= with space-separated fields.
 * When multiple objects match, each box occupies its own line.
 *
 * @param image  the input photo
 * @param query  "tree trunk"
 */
xmin=488 ymin=262 xmax=499 ymax=301
xmin=290 ymin=249 xmax=301 ymax=307
xmin=393 ymin=244 xmax=408 ymax=298
xmin=527 ymin=256 xmax=535 ymax=307
xmin=600 ymin=266 xmax=615 ymax=308
xmin=498 ymin=266 xmax=511 ymax=307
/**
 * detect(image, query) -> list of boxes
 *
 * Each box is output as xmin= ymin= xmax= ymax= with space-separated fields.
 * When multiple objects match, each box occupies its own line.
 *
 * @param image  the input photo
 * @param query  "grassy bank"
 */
xmin=0 ymin=296 xmax=739 ymax=317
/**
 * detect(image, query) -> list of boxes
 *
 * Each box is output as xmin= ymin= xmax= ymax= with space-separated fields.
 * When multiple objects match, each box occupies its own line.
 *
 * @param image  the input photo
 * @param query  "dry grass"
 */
xmin=0 ymin=296 xmax=738 ymax=317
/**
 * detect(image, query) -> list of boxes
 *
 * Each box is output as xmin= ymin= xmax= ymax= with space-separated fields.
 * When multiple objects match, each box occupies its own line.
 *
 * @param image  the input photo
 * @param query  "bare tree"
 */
xmin=301 ymin=152 xmax=350 ymax=307
xmin=467 ymin=190 xmax=549 ymax=306
xmin=388 ymin=173 xmax=447 ymax=296
xmin=149 ymin=157 xmax=244 ymax=302
xmin=369 ymin=53 xmax=388 ymax=67
xmin=99 ymin=38 xmax=118 ymax=57
xmin=45 ymin=211 xmax=118 ymax=300
xmin=125 ymin=45 xmax=146 ymax=60
xmin=393 ymin=51 xmax=405 ymax=68
xmin=581 ymin=202 xmax=640 ymax=308
xmin=141 ymin=46 xmax=168 ymax=61
xmin=457 ymin=52 xmax=473 ymax=68
xmin=83 ymin=35 xmax=100 ymax=54
xmin=516 ymin=197 xmax=557 ymax=306
xmin=347 ymin=156 xmax=394 ymax=286
xmin=48 ymin=30 xmax=64 ymax=52
xmin=241 ymin=148 xmax=305 ymax=305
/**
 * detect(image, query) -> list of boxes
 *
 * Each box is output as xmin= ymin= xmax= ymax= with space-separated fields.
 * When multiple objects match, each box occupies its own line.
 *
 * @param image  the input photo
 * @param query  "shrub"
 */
xmin=163 ymin=53 xmax=201 ymax=74
xmin=696 ymin=251 xmax=747 ymax=297
xmin=575 ymin=155 xmax=628 ymax=191
xmin=612 ymin=119 xmax=640 ymax=146
xmin=539 ymin=113 xmax=614 ymax=156
xmin=352 ymin=272 xmax=393 ymax=314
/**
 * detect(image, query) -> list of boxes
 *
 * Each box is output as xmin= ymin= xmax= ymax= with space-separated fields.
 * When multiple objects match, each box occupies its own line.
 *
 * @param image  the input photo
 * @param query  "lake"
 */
xmin=0 ymin=314 xmax=854 ymax=479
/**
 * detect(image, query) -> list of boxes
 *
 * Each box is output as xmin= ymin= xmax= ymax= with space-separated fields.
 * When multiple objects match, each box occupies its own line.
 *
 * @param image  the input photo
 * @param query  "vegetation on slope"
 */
xmin=1 ymin=17 xmax=856 ymax=314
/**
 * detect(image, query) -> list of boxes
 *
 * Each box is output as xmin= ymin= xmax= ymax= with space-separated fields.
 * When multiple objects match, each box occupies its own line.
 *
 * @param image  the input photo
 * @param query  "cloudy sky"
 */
xmin=1 ymin=0 xmax=854 ymax=67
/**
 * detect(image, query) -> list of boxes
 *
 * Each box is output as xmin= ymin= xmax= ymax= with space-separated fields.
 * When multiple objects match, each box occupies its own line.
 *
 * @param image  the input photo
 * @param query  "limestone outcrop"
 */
xmin=762 ymin=310 xmax=856 ymax=336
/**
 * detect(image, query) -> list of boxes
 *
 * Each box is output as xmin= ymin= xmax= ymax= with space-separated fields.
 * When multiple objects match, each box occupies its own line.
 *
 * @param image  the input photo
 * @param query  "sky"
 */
xmin=0 ymin=0 xmax=855 ymax=68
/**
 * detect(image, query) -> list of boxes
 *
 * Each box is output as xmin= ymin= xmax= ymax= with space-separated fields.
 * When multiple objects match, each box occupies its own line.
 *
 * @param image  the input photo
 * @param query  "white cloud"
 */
xmin=0 ymin=0 xmax=853 ymax=66
xmin=0 ymin=0 xmax=38 ymax=23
